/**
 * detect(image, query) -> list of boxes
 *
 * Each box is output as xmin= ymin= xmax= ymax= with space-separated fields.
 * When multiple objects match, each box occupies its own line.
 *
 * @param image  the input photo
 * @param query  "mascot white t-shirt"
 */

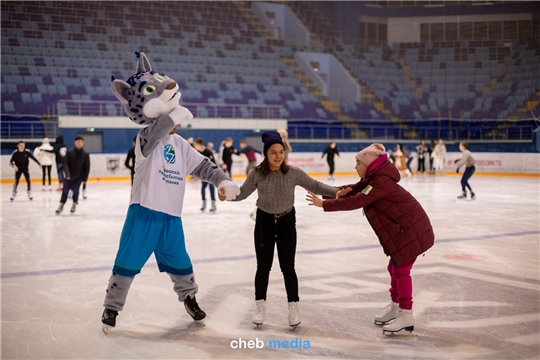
xmin=131 ymin=133 xmax=205 ymax=217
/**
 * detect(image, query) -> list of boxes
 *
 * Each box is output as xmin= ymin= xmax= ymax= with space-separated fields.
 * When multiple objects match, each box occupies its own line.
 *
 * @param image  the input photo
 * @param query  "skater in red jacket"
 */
xmin=306 ymin=143 xmax=434 ymax=335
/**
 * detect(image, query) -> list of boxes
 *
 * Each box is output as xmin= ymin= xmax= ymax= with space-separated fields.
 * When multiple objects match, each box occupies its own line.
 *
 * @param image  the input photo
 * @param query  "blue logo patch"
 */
xmin=164 ymin=144 xmax=176 ymax=164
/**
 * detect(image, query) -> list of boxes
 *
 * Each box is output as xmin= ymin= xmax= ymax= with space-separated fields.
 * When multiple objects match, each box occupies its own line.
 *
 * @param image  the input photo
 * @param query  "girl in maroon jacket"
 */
xmin=307 ymin=143 xmax=434 ymax=335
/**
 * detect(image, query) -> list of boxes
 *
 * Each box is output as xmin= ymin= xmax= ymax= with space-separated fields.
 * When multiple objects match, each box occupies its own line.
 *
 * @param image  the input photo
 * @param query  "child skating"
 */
xmin=306 ymin=143 xmax=434 ymax=335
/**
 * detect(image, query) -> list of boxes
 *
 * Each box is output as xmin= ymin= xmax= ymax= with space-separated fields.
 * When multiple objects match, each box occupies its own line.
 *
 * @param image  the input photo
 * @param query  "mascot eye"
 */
xmin=143 ymin=86 xmax=156 ymax=95
xmin=154 ymin=75 xmax=165 ymax=81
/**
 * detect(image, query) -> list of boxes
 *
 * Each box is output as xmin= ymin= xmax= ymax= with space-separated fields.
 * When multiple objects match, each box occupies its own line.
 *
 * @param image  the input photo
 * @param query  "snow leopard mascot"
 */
xmin=101 ymin=52 xmax=240 ymax=333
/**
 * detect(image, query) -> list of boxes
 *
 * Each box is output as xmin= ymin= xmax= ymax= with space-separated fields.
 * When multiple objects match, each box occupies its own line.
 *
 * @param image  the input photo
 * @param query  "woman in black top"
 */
xmin=322 ymin=142 xmax=340 ymax=180
xmin=10 ymin=140 xmax=41 ymax=200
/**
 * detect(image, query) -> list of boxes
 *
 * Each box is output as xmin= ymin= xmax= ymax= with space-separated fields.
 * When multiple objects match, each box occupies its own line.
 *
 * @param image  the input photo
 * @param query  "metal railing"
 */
xmin=0 ymin=118 xmax=60 ymax=140
xmin=54 ymin=100 xmax=283 ymax=119
xmin=287 ymin=120 xmax=537 ymax=141
xmin=1 ymin=115 xmax=536 ymax=142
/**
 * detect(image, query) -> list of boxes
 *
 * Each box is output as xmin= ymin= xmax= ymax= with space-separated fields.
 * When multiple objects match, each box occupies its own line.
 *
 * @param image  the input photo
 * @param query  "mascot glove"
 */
xmin=218 ymin=180 xmax=241 ymax=200
xmin=169 ymin=105 xmax=193 ymax=126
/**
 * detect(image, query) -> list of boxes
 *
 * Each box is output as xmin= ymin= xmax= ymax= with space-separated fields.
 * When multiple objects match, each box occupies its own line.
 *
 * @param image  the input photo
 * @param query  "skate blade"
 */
xmin=195 ymin=320 xmax=206 ymax=327
xmin=374 ymin=320 xmax=393 ymax=326
xmin=289 ymin=322 xmax=301 ymax=330
xmin=102 ymin=324 xmax=113 ymax=334
xmin=383 ymin=330 xmax=417 ymax=337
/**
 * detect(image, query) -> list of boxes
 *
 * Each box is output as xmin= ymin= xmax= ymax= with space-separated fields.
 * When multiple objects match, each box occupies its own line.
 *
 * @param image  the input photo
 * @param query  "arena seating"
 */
xmin=1 ymin=1 xmax=538 ymax=140
xmin=1 ymin=1 xmax=334 ymax=120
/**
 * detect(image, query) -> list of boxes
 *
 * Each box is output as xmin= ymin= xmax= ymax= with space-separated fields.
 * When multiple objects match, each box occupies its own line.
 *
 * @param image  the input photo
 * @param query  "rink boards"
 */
xmin=1 ymin=151 xmax=539 ymax=183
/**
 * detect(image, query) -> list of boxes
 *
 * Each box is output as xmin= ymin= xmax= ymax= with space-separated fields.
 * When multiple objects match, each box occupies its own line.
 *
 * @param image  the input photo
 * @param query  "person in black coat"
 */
xmin=55 ymin=136 xmax=90 ymax=215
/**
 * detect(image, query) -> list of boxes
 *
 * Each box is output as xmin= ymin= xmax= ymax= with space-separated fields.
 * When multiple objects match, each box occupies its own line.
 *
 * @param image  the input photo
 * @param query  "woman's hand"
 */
xmin=336 ymin=187 xmax=352 ymax=199
xmin=306 ymin=191 xmax=323 ymax=207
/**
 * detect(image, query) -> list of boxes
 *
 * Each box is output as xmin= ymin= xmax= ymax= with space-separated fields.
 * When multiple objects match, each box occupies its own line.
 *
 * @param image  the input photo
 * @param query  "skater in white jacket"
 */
xmin=34 ymin=138 xmax=56 ymax=191
xmin=431 ymin=139 xmax=447 ymax=176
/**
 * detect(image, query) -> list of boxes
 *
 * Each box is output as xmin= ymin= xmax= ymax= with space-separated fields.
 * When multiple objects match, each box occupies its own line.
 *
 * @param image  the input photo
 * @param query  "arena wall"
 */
xmin=2 ymin=151 xmax=538 ymax=183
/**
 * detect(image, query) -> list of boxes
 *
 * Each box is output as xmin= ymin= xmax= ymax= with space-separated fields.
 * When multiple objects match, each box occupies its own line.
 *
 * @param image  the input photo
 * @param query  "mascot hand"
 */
xmin=218 ymin=180 xmax=240 ymax=200
xmin=169 ymin=105 xmax=193 ymax=126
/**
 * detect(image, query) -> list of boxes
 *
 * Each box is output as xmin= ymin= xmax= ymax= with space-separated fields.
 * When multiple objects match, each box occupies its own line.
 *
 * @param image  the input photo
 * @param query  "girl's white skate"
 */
xmin=374 ymin=301 xmax=399 ymax=325
xmin=382 ymin=308 xmax=417 ymax=337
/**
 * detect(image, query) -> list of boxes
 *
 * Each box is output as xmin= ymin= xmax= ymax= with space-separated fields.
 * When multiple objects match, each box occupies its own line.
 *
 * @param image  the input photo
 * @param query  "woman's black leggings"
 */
xmin=253 ymin=207 xmax=299 ymax=302
xmin=42 ymin=165 xmax=52 ymax=185
xmin=327 ymin=159 xmax=335 ymax=175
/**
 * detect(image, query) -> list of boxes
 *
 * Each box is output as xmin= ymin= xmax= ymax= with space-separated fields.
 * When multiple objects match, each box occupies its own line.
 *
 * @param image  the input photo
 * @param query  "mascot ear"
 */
xmin=111 ymin=79 xmax=131 ymax=105
xmin=136 ymin=52 xmax=152 ymax=73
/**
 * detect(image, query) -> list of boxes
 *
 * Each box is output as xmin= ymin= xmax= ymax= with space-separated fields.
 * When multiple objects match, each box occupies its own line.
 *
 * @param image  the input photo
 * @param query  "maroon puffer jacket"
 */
xmin=323 ymin=160 xmax=434 ymax=268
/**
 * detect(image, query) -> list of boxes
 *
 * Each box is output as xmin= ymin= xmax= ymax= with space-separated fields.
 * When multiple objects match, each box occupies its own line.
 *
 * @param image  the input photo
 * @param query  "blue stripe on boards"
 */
xmin=2 ymin=230 xmax=538 ymax=279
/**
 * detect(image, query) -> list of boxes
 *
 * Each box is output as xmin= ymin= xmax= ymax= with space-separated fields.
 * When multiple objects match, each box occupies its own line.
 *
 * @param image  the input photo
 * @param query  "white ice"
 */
xmin=1 ymin=174 xmax=539 ymax=359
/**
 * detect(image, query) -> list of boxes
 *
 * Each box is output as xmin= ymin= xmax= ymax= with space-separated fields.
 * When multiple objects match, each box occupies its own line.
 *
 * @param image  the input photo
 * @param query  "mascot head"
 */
xmin=111 ymin=52 xmax=180 ymax=125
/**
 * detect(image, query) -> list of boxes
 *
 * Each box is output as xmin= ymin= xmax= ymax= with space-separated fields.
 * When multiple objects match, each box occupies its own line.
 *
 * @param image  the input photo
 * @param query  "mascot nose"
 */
xmin=166 ymin=81 xmax=177 ymax=90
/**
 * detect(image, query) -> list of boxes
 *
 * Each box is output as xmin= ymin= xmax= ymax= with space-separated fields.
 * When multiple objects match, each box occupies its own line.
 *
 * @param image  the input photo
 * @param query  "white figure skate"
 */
xmin=253 ymin=299 xmax=266 ymax=328
xmin=374 ymin=301 xmax=399 ymax=325
xmin=382 ymin=308 xmax=417 ymax=337
xmin=288 ymin=301 xmax=301 ymax=329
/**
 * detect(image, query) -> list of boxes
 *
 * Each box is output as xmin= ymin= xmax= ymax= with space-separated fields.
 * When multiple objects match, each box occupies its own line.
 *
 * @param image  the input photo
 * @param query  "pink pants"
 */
xmin=387 ymin=257 xmax=416 ymax=310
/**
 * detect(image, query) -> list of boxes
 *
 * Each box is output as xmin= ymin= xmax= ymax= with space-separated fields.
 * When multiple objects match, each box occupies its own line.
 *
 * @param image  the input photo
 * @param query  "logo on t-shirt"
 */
xmin=164 ymin=144 xmax=176 ymax=164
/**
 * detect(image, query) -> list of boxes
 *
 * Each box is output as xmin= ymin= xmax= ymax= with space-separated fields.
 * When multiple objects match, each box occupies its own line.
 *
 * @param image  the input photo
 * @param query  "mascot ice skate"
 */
xmin=101 ymin=52 xmax=239 ymax=333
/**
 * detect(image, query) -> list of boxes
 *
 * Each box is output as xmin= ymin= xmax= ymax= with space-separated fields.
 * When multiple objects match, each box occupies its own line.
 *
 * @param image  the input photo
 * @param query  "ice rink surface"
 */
xmin=1 ymin=173 xmax=539 ymax=359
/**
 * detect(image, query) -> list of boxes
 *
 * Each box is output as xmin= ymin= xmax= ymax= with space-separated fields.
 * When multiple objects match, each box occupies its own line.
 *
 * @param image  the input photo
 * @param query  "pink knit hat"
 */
xmin=356 ymin=143 xmax=386 ymax=167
